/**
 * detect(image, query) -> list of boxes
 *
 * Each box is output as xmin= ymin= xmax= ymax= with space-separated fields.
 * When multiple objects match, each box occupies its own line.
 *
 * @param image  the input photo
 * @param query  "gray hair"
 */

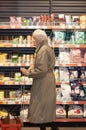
xmin=32 ymin=29 xmax=48 ymax=42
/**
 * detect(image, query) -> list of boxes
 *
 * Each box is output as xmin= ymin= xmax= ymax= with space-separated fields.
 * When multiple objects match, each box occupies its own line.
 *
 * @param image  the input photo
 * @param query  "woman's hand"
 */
xmin=20 ymin=67 xmax=29 ymax=75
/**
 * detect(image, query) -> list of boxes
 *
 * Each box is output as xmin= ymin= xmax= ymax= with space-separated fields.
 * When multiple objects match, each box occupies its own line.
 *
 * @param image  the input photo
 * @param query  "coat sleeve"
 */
xmin=28 ymin=50 xmax=49 ymax=78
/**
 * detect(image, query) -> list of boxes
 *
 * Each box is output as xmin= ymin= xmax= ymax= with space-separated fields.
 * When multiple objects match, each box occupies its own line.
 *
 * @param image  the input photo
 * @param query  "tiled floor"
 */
xmin=0 ymin=126 xmax=86 ymax=130
xmin=21 ymin=127 xmax=86 ymax=130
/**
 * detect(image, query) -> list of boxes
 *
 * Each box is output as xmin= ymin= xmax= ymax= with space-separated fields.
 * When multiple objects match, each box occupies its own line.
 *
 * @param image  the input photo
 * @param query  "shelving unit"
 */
xmin=0 ymin=23 xmax=86 ymax=127
xmin=54 ymin=24 xmax=86 ymax=125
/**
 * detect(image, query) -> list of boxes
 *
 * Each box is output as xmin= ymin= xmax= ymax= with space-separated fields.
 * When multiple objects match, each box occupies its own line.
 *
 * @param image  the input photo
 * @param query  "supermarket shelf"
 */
xmin=24 ymin=118 xmax=86 ymax=123
xmin=56 ymin=81 xmax=86 ymax=85
xmin=0 ymin=100 xmax=29 ymax=105
xmin=55 ymin=44 xmax=86 ymax=48
xmin=55 ymin=118 xmax=86 ymax=122
xmin=0 ymin=63 xmax=86 ymax=67
xmin=0 ymin=44 xmax=86 ymax=49
xmin=0 ymin=25 xmax=86 ymax=30
xmin=58 ymin=63 xmax=86 ymax=67
xmin=0 ymin=81 xmax=32 ymax=85
xmin=0 ymin=82 xmax=85 ymax=86
xmin=0 ymin=64 xmax=29 ymax=67
xmin=56 ymin=101 xmax=86 ymax=105
xmin=1 ymin=100 xmax=86 ymax=105
xmin=56 ymin=82 xmax=70 ymax=85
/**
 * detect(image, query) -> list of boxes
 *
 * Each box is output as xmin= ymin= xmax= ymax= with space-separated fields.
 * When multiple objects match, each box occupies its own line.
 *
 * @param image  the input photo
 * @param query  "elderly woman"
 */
xmin=20 ymin=29 xmax=56 ymax=130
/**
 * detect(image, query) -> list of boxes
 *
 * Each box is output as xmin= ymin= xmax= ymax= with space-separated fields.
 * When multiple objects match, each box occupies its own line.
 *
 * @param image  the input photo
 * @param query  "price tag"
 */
xmin=42 ymin=26 xmax=47 ymax=29
xmin=13 ymin=44 xmax=16 ymax=47
xmin=76 ymin=26 xmax=80 ymax=29
xmin=67 ymin=25 xmax=72 ymax=29
xmin=15 ymin=82 xmax=19 ymax=85
xmin=63 ymin=101 xmax=66 ymax=104
xmin=59 ymin=44 xmax=63 ymax=48
xmin=26 ymin=62 xmax=29 ymax=66
xmin=81 ymin=26 xmax=85 ymax=29
xmin=61 ymin=25 xmax=65 ymax=29
xmin=21 ymin=26 xmax=25 ymax=29
xmin=78 ymin=63 xmax=82 ymax=66
xmin=74 ymin=101 xmax=78 ymax=104
xmin=76 ymin=44 xmax=80 ymax=48
xmin=11 ymin=63 xmax=14 ymax=66
xmin=17 ymin=63 xmax=21 ymax=66
xmin=18 ymin=44 xmax=22 ymax=47
xmin=4 ymin=81 xmax=8 ymax=85
xmin=0 ymin=63 xmax=3 ymax=66
xmin=10 ymin=26 xmax=15 ymax=29
xmin=22 ymin=44 xmax=25 ymax=47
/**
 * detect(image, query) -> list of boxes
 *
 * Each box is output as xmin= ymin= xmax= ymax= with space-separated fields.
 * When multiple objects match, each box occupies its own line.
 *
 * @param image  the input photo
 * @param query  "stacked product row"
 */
xmin=9 ymin=14 xmax=86 ymax=27
xmin=56 ymin=104 xmax=86 ymax=118
xmin=0 ymin=30 xmax=86 ymax=48
xmin=0 ymin=48 xmax=86 ymax=66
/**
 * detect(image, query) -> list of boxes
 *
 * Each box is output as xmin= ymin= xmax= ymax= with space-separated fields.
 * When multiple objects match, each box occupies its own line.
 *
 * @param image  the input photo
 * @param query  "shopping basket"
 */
xmin=1 ymin=117 xmax=22 ymax=130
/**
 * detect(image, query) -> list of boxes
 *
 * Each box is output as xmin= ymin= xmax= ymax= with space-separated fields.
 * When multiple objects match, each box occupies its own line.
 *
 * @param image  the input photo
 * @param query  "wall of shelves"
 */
xmin=0 ymin=24 xmax=86 ymax=127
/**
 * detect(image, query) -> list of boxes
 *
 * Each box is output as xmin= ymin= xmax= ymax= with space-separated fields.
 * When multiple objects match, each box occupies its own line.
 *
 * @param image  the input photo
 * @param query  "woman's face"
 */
xmin=32 ymin=36 xmax=39 ymax=47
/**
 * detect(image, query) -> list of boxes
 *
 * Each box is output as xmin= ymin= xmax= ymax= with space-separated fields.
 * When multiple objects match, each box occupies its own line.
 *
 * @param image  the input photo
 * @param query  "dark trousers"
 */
xmin=39 ymin=122 xmax=58 ymax=130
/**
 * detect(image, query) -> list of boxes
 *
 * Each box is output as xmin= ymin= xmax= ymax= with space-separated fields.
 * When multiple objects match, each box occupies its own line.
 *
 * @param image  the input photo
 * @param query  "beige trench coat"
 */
xmin=28 ymin=41 xmax=56 ymax=123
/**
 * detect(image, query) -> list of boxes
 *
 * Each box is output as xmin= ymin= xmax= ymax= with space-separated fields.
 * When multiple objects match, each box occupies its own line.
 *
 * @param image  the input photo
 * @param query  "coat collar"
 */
xmin=35 ymin=40 xmax=48 ymax=53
